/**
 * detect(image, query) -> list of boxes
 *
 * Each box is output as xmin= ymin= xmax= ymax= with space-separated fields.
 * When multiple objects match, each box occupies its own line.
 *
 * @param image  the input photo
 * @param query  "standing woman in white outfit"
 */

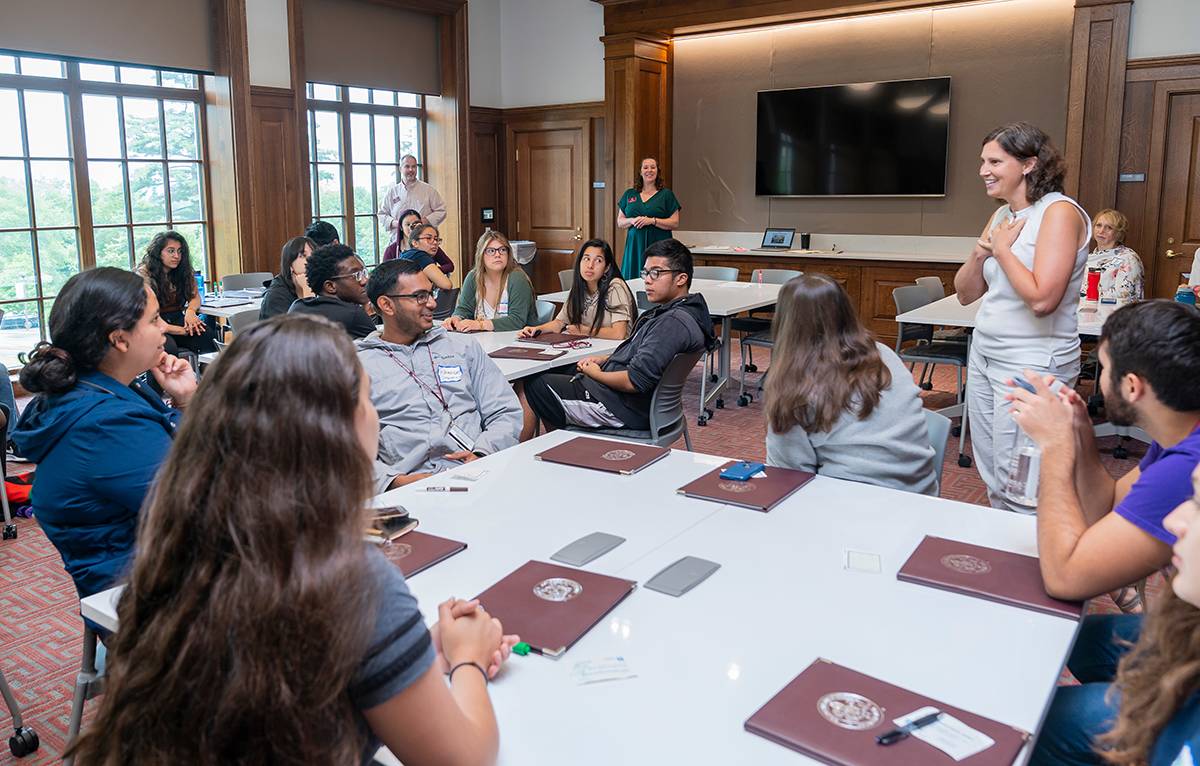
xmin=954 ymin=122 xmax=1090 ymax=513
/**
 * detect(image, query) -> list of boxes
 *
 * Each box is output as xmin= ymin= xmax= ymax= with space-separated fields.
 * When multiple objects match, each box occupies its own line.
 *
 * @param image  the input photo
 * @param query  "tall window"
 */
xmin=0 ymin=52 xmax=209 ymax=366
xmin=306 ymin=82 xmax=423 ymax=264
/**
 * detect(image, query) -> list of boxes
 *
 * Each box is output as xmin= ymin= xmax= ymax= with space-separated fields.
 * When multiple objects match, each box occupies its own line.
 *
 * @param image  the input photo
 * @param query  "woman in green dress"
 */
xmin=617 ymin=157 xmax=681 ymax=280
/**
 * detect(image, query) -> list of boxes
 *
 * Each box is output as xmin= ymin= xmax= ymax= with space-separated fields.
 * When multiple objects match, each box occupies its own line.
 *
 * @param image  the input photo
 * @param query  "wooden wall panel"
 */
xmin=249 ymin=86 xmax=307 ymax=276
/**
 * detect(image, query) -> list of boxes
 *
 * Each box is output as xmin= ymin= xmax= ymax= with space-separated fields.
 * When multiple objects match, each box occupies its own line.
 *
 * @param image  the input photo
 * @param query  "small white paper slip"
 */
xmin=570 ymin=656 xmax=637 ymax=686
xmin=893 ymin=707 xmax=995 ymax=762
xmin=751 ymin=470 xmax=768 ymax=479
xmin=455 ymin=468 xmax=489 ymax=482
xmin=844 ymin=550 xmax=882 ymax=574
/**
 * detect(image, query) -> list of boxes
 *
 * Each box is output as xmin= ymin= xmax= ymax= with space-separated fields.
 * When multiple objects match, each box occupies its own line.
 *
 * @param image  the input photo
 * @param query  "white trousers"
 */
xmin=967 ymin=346 xmax=1080 ymax=513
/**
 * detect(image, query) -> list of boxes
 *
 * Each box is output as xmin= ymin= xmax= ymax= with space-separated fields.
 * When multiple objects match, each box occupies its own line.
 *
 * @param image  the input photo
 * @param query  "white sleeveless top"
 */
xmin=973 ymin=192 xmax=1091 ymax=367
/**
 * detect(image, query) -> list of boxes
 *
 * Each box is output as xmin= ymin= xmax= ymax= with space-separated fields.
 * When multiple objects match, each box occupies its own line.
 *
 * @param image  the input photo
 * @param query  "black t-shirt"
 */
xmin=287 ymin=295 xmax=377 ymax=339
xmin=259 ymin=274 xmax=297 ymax=320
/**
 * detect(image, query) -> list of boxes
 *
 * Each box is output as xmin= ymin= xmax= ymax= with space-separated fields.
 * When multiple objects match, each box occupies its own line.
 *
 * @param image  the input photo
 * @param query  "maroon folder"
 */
xmin=745 ymin=658 xmax=1029 ymax=765
xmin=676 ymin=461 xmax=815 ymax=512
xmin=382 ymin=531 xmax=467 ymax=578
xmin=896 ymin=536 xmax=1084 ymax=620
xmin=534 ymin=436 xmax=671 ymax=475
xmin=487 ymin=346 xmax=568 ymax=361
xmin=522 ymin=331 xmax=589 ymax=345
xmin=474 ymin=561 xmax=636 ymax=657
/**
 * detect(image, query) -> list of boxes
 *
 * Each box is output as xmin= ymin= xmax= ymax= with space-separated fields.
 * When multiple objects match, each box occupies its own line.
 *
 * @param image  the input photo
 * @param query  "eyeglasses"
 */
xmin=484 ymin=246 xmax=510 ymax=256
xmin=641 ymin=267 xmax=683 ymax=281
xmin=384 ymin=289 xmax=440 ymax=303
xmin=553 ymin=339 xmax=593 ymax=350
xmin=332 ymin=269 xmax=369 ymax=282
xmin=418 ymin=235 xmax=442 ymax=244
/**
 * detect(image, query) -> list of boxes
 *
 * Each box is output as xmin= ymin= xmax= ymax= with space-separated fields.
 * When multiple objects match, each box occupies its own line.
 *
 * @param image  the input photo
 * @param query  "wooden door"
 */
xmin=509 ymin=120 xmax=589 ymax=292
xmin=1147 ymin=85 xmax=1200 ymax=298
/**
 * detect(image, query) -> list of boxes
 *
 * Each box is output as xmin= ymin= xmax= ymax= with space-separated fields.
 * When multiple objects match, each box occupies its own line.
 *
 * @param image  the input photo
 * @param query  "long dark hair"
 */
xmin=567 ymin=239 xmax=637 ymax=335
xmin=280 ymin=235 xmax=315 ymax=293
xmin=139 ymin=230 xmax=196 ymax=308
xmin=765 ymin=274 xmax=892 ymax=434
xmin=67 ymin=314 xmax=378 ymax=765
xmin=981 ymin=122 xmax=1065 ymax=203
xmin=396 ymin=207 xmax=421 ymax=250
xmin=19 ymin=268 xmax=148 ymax=396
xmin=1099 ymin=588 xmax=1200 ymax=764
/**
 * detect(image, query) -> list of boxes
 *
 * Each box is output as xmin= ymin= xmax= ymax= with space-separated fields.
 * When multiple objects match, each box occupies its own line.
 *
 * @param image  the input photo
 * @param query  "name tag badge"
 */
xmin=448 ymin=422 xmax=476 ymax=452
xmin=436 ymin=364 xmax=464 ymax=384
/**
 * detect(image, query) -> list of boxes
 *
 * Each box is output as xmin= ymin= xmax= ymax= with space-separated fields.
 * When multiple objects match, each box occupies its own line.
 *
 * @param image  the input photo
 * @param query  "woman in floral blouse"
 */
xmin=1081 ymin=208 xmax=1144 ymax=304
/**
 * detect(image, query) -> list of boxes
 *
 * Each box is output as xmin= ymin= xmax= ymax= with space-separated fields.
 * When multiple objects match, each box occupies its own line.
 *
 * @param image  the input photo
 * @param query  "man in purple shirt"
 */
xmin=1009 ymin=299 xmax=1200 ymax=766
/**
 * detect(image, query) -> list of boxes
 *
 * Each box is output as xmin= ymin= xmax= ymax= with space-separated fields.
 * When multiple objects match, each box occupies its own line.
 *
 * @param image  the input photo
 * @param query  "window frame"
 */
xmin=306 ymin=83 xmax=427 ymax=264
xmin=0 ymin=54 xmax=213 ymax=361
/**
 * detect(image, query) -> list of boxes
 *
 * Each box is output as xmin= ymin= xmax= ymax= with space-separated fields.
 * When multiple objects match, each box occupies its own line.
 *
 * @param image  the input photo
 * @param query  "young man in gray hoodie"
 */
xmin=524 ymin=238 xmax=717 ymax=432
xmin=357 ymin=259 xmax=523 ymax=492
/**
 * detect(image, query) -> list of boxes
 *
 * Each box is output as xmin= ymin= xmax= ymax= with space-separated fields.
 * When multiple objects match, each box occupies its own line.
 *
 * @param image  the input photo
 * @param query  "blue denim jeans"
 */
xmin=1030 ymin=614 xmax=1143 ymax=765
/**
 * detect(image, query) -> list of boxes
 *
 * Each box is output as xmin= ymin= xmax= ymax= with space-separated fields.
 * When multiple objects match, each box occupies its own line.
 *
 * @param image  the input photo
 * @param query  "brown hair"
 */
xmin=765 ymin=274 xmax=892 ymax=434
xmin=982 ymin=122 xmax=1066 ymax=203
xmin=1093 ymin=208 xmax=1129 ymax=245
xmin=634 ymin=156 xmax=665 ymax=193
xmin=68 ymin=314 xmax=378 ymax=765
xmin=1099 ymin=588 xmax=1200 ymax=765
xmin=471 ymin=230 xmax=529 ymax=319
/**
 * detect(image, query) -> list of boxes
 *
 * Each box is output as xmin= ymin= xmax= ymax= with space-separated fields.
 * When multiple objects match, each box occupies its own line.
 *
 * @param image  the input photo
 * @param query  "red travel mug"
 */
xmin=1086 ymin=269 xmax=1101 ymax=301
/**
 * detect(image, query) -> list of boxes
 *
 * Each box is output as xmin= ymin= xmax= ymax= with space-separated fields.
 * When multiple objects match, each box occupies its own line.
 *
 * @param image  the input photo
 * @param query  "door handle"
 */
xmin=1166 ymin=249 xmax=1182 ymax=258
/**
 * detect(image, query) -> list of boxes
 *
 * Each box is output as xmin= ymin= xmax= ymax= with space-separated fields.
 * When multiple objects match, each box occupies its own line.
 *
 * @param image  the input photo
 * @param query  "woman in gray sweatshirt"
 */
xmin=764 ymin=274 xmax=939 ymax=496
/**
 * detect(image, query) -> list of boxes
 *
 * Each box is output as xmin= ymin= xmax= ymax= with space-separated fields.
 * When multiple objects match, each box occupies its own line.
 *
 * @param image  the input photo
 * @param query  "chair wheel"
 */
xmin=743 ymin=363 xmax=758 ymax=373
xmin=1113 ymin=446 xmax=1128 ymax=460
xmin=951 ymin=425 xmax=961 ymax=437
xmin=920 ymin=381 xmax=933 ymax=391
xmin=697 ymin=415 xmax=708 ymax=426
xmin=9 ymin=726 xmax=39 ymax=757
xmin=709 ymin=373 xmax=718 ymax=383
xmin=737 ymin=395 xmax=751 ymax=407
xmin=715 ymin=398 xmax=724 ymax=409
xmin=957 ymin=455 xmax=973 ymax=468
xmin=2 ymin=524 xmax=15 ymax=540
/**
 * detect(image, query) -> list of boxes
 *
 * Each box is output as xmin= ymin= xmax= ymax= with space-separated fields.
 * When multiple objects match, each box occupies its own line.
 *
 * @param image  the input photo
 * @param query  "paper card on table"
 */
xmin=896 ymin=536 xmax=1085 ymax=620
xmin=894 ymin=707 xmax=995 ymax=762
xmin=570 ymin=656 xmax=636 ymax=685
xmin=534 ymin=436 xmax=671 ymax=475
xmin=676 ymin=461 xmax=814 ymax=512
xmin=474 ymin=561 xmax=636 ymax=658
xmin=844 ymin=550 xmax=882 ymax=574
xmin=744 ymin=658 xmax=1027 ymax=765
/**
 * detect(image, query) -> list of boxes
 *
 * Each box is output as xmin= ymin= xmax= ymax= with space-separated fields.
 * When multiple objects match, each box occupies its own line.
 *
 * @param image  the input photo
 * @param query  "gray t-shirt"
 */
xmin=351 ymin=547 xmax=436 ymax=764
xmin=766 ymin=343 xmax=939 ymax=496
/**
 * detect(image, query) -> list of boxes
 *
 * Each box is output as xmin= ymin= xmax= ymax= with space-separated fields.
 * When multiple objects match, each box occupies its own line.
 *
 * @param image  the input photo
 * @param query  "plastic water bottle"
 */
xmin=1003 ymin=377 xmax=1066 ymax=506
xmin=194 ymin=270 xmax=205 ymax=299
xmin=1175 ymin=284 xmax=1196 ymax=305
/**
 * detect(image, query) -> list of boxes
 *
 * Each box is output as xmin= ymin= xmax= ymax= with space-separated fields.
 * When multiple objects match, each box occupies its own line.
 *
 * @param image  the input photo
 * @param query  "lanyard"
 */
xmin=379 ymin=344 xmax=449 ymax=412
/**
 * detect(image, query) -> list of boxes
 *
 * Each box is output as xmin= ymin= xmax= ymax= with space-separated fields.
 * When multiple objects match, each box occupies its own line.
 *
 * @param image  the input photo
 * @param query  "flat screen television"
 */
xmin=755 ymin=77 xmax=951 ymax=197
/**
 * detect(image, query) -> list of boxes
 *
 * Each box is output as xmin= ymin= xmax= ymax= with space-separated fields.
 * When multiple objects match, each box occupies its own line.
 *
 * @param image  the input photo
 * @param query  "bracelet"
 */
xmin=448 ymin=661 xmax=488 ymax=684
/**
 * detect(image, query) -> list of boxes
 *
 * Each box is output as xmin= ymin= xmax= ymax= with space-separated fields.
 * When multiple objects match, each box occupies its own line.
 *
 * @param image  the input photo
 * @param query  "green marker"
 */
xmin=512 ymin=641 xmax=532 ymax=656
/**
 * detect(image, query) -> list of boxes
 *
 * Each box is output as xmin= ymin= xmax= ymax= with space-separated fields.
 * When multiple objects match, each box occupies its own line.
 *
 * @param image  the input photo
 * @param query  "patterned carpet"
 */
xmin=0 ymin=343 xmax=1148 ymax=763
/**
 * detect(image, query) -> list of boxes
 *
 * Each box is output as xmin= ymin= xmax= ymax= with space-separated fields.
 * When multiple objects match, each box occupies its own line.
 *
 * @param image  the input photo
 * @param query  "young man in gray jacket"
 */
xmin=358 ymin=259 xmax=523 ymax=492
xmin=524 ymin=238 xmax=717 ymax=432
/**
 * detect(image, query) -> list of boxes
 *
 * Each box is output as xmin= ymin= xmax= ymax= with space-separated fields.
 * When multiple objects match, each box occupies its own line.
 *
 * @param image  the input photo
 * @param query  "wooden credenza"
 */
xmin=691 ymin=252 xmax=962 ymax=346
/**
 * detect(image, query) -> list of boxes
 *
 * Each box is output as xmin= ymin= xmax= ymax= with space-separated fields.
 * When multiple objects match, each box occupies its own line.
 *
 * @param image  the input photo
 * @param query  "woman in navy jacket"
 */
xmin=12 ymin=268 xmax=196 ymax=600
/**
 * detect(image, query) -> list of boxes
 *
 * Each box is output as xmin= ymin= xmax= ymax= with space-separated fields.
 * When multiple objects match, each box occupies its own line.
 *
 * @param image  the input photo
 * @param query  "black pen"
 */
xmin=876 ymin=711 xmax=942 ymax=745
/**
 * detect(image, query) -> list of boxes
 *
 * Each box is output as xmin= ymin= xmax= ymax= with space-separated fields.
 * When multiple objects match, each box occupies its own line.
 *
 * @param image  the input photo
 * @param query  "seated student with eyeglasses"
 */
xmin=288 ymin=244 xmax=377 ymax=339
xmin=395 ymin=223 xmax=453 ymax=291
xmin=357 ymin=259 xmax=523 ymax=491
xmin=523 ymin=238 xmax=716 ymax=433
xmin=444 ymin=232 xmax=538 ymax=333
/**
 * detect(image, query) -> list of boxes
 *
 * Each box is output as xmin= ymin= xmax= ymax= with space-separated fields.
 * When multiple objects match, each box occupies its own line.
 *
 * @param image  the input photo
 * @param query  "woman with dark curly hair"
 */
xmin=953 ymin=122 xmax=1091 ymax=513
xmin=137 ymin=230 xmax=218 ymax=355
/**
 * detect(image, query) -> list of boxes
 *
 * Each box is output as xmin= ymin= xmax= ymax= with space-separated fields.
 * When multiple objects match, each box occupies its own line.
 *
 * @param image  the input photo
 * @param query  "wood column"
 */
xmin=426 ymin=4 xmax=471 ymax=280
xmin=603 ymin=33 xmax=671 ymax=262
xmin=1063 ymin=0 xmax=1132 ymax=215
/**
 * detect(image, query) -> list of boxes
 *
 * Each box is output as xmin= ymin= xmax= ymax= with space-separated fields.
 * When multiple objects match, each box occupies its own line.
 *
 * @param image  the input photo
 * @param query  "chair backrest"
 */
xmin=648 ymin=348 xmax=706 ymax=439
xmin=693 ymin=266 xmax=739 ymax=282
xmin=750 ymin=268 xmax=802 ymax=285
xmin=534 ymin=299 xmax=555 ymax=325
xmin=635 ymin=290 xmax=652 ymax=311
xmin=915 ymin=276 xmax=946 ymax=302
xmin=922 ymin=409 xmax=951 ymax=495
xmin=214 ymin=339 xmax=228 ymax=352
xmin=558 ymin=269 xmax=574 ymax=291
xmin=433 ymin=287 xmax=458 ymax=320
xmin=891 ymin=285 xmax=934 ymax=348
xmin=221 ymin=272 xmax=273 ymax=291
xmin=228 ymin=309 xmax=259 ymax=335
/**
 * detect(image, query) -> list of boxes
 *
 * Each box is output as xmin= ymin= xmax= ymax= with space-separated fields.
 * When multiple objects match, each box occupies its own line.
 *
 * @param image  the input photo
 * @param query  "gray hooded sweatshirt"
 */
xmin=357 ymin=327 xmax=523 ymax=492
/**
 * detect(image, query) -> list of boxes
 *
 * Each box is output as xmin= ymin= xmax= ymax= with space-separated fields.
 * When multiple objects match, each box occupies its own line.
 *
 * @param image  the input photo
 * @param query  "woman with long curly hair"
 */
xmin=519 ymin=238 xmax=637 ymax=341
xmin=137 ymin=230 xmax=218 ymax=355
xmin=67 ymin=314 xmax=517 ymax=766
xmin=763 ymin=274 xmax=938 ymax=495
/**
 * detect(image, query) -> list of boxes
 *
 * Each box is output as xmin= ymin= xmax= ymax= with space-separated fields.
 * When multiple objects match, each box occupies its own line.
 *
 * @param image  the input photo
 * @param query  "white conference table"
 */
xmin=539 ymin=277 xmax=784 ymax=423
xmin=82 ymin=430 xmax=1078 ymax=765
